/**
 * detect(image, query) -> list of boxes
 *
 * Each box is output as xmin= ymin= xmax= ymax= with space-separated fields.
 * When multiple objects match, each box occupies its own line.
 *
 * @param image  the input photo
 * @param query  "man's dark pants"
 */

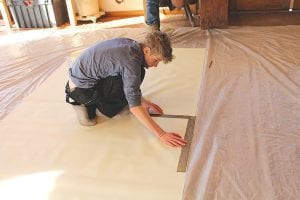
xmin=65 ymin=76 xmax=128 ymax=119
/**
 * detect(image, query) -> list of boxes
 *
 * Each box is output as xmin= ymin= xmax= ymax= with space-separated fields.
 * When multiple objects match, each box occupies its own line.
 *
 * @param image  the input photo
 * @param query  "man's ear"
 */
xmin=143 ymin=47 xmax=151 ymax=55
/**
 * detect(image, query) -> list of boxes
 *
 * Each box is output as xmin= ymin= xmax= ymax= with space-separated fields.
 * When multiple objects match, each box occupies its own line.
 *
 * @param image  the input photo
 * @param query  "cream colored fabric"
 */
xmin=0 ymin=48 xmax=205 ymax=200
xmin=142 ymin=48 xmax=205 ymax=116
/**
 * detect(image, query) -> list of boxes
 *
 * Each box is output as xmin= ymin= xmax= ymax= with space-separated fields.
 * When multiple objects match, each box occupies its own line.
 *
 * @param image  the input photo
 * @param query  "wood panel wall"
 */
xmin=228 ymin=0 xmax=300 ymax=26
xmin=199 ymin=0 xmax=300 ymax=29
xmin=229 ymin=0 xmax=291 ymax=11
xmin=294 ymin=0 xmax=300 ymax=8
xmin=199 ymin=0 xmax=228 ymax=29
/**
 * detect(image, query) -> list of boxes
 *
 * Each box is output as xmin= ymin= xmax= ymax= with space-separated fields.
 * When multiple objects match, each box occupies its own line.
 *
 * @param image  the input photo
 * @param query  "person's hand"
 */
xmin=142 ymin=99 xmax=163 ymax=115
xmin=159 ymin=132 xmax=187 ymax=147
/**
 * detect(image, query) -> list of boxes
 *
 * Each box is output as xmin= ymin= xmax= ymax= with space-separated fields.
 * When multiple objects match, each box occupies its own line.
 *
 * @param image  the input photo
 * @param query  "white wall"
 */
xmin=99 ymin=0 xmax=143 ymax=12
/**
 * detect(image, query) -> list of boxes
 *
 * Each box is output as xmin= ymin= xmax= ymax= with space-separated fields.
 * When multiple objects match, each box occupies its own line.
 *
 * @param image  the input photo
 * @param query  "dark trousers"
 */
xmin=144 ymin=0 xmax=198 ymax=27
xmin=65 ymin=76 xmax=128 ymax=118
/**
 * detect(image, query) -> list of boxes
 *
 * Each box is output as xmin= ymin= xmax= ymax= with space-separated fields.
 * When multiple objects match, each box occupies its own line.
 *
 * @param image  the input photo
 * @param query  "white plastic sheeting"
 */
xmin=184 ymin=26 xmax=300 ymax=200
xmin=0 ymin=19 xmax=299 ymax=200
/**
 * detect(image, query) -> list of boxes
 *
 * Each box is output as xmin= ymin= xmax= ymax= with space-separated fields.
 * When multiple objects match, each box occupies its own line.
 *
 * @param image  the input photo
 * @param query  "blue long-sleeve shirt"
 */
xmin=69 ymin=38 xmax=147 ymax=107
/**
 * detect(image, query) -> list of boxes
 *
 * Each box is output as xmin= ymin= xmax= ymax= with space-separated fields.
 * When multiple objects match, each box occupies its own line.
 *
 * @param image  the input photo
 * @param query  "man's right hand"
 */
xmin=130 ymin=105 xmax=187 ymax=148
xmin=159 ymin=132 xmax=187 ymax=147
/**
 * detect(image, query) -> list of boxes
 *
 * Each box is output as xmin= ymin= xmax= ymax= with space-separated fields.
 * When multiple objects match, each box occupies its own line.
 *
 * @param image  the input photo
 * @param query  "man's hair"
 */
xmin=142 ymin=31 xmax=174 ymax=64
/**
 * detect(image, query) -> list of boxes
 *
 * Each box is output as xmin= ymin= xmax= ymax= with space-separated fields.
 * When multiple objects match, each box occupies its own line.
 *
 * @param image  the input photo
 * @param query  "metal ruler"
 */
xmin=151 ymin=114 xmax=196 ymax=172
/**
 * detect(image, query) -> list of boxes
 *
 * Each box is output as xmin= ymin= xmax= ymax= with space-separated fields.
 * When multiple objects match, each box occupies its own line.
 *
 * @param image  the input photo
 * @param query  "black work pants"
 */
xmin=65 ymin=76 xmax=128 ymax=119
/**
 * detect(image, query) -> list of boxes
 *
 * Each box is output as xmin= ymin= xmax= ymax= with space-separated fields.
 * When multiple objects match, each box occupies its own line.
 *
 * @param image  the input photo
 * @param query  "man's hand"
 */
xmin=159 ymin=132 xmax=187 ymax=147
xmin=141 ymin=99 xmax=163 ymax=115
xmin=131 ymin=100 xmax=187 ymax=148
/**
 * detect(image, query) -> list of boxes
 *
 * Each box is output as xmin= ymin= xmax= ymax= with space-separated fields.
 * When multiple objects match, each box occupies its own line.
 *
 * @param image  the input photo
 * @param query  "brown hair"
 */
xmin=142 ymin=31 xmax=174 ymax=64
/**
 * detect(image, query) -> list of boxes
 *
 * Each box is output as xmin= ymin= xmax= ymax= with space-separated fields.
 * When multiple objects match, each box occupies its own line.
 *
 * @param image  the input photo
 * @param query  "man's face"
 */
xmin=143 ymin=47 xmax=162 ymax=68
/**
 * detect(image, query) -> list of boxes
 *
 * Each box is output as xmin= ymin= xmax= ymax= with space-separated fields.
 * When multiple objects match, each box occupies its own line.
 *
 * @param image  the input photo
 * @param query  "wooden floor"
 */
xmin=1 ymin=9 xmax=300 ymax=29
xmin=0 ymin=13 xmax=145 ymax=29
xmin=229 ymin=10 xmax=300 ymax=26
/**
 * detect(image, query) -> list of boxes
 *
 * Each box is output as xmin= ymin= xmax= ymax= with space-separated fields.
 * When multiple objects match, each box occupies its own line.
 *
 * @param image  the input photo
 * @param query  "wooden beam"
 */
xmin=105 ymin=10 xmax=144 ymax=17
xmin=0 ymin=0 xmax=13 ymax=28
xmin=65 ymin=0 xmax=77 ymax=26
xmin=200 ymin=0 xmax=228 ymax=29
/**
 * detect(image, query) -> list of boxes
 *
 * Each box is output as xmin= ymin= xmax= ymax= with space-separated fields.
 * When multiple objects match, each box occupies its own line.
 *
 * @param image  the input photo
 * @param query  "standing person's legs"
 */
xmin=144 ymin=0 xmax=160 ymax=31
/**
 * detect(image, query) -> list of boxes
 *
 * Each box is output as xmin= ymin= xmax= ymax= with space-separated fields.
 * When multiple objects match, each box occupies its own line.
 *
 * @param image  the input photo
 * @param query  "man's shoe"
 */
xmin=72 ymin=105 xmax=97 ymax=126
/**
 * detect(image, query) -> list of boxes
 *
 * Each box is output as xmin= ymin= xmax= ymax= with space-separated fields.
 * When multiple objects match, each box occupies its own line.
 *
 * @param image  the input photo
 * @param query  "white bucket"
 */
xmin=75 ymin=0 xmax=99 ymax=16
